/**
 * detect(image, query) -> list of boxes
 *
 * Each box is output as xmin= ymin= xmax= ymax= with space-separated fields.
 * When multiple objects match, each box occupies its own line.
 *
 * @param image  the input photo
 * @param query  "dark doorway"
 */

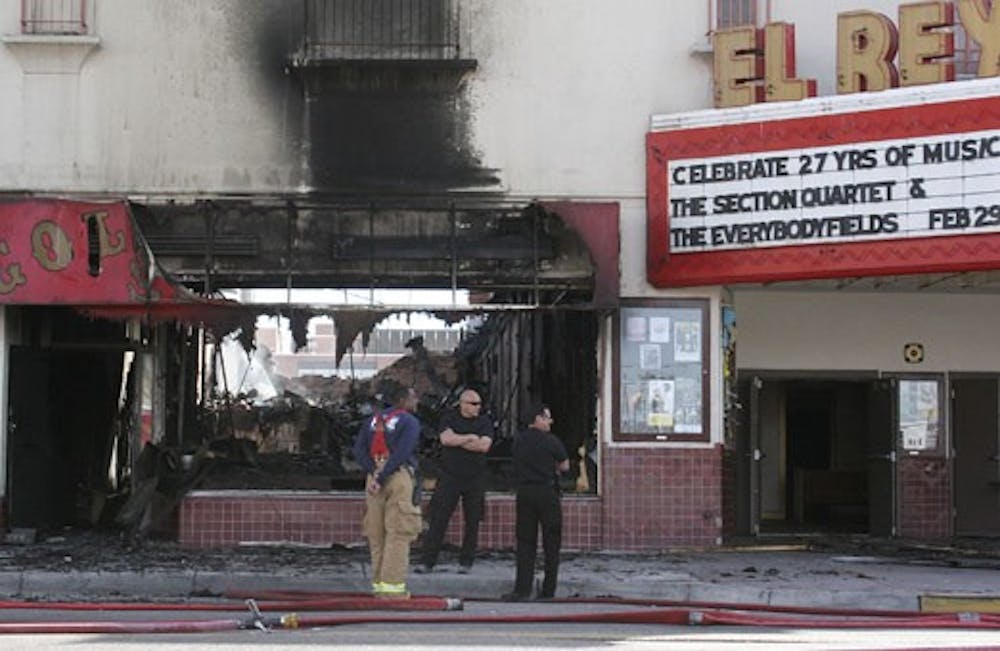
xmin=953 ymin=377 xmax=1000 ymax=536
xmin=741 ymin=377 xmax=891 ymax=536
xmin=7 ymin=347 xmax=53 ymax=530
xmin=7 ymin=346 xmax=122 ymax=533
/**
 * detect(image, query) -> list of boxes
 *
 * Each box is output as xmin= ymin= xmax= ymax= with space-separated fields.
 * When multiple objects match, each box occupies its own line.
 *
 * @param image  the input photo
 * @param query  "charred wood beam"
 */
xmin=135 ymin=200 xmax=597 ymax=299
xmin=331 ymin=235 xmax=554 ymax=260
xmin=145 ymin=235 xmax=260 ymax=257
xmin=165 ymin=270 xmax=592 ymax=292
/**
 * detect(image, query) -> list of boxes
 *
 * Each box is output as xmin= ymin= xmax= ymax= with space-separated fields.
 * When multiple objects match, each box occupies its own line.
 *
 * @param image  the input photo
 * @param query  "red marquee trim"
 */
xmin=647 ymin=94 xmax=1000 ymax=287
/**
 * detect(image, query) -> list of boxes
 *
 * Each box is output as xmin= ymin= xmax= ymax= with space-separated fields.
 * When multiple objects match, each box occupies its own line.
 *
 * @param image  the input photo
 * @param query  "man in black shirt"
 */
xmin=418 ymin=389 xmax=493 ymax=573
xmin=503 ymin=402 xmax=568 ymax=601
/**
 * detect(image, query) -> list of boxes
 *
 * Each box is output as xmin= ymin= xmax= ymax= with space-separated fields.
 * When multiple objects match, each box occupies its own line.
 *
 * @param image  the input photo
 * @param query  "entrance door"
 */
xmin=7 ymin=346 xmax=55 ymax=529
xmin=747 ymin=376 xmax=892 ymax=536
xmin=867 ymin=379 xmax=896 ymax=537
xmin=953 ymin=378 xmax=1000 ymax=535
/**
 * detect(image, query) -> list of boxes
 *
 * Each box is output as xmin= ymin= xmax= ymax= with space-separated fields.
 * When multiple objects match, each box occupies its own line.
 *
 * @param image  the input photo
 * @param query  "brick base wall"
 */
xmin=180 ymin=446 xmax=722 ymax=550
xmin=897 ymin=456 xmax=951 ymax=540
xmin=601 ymin=445 xmax=723 ymax=549
xmin=179 ymin=491 xmax=366 ymax=548
xmin=180 ymin=490 xmax=604 ymax=550
xmin=179 ymin=447 xmax=954 ymax=548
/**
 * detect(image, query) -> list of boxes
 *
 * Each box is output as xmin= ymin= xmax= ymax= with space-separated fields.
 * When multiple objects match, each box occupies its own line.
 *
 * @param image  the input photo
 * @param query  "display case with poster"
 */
xmin=614 ymin=300 xmax=709 ymax=442
xmin=897 ymin=377 xmax=943 ymax=455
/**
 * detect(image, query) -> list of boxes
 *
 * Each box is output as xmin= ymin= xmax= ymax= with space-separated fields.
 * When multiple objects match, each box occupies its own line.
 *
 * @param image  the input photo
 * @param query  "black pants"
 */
xmin=421 ymin=473 xmax=485 ymax=568
xmin=513 ymin=484 xmax=562 ymax=598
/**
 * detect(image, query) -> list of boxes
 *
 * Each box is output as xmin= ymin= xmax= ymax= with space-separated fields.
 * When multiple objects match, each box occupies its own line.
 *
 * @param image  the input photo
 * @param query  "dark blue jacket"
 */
xmin=352 ymin=407 xmax=421 ymax=485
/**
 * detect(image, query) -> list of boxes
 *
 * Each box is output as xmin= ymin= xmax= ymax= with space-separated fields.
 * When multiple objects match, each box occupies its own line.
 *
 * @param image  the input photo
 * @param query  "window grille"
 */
xmin=303 ymin=0 xmax=460 ymax=60
xmin=21 ymin=0 xmax=87 ymax=35
xmin=716 ymin=0 xmax=757 ymax=29
xmin=954 ymin=23 xmax=981 ymax=79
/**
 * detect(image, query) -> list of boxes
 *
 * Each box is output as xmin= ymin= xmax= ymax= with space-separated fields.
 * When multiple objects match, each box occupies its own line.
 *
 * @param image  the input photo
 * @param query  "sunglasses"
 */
xmin=461 ymin=400 xmax=482 ymax=406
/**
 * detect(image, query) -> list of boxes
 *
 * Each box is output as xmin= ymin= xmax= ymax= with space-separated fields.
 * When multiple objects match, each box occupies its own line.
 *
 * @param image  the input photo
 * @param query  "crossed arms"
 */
xmin=439 ymin=427 xmax=492 ymax=454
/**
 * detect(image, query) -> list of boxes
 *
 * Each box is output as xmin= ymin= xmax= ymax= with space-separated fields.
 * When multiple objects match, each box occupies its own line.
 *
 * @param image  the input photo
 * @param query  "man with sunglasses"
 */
xmin=418 ymin=388 xmax=494 ymax=573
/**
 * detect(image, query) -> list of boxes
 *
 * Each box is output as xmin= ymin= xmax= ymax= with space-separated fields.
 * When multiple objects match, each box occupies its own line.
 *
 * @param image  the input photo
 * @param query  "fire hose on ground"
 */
xmin=0 ymin=591 xmax=997 ymax=635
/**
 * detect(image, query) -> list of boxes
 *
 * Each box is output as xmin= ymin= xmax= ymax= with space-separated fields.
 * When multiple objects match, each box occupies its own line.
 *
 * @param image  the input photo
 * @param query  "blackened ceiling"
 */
xmin=133 ymin=201 xmax=597 ymax=304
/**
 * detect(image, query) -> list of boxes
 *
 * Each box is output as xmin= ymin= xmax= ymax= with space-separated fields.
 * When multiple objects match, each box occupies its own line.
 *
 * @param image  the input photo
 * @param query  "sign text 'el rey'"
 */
xmin=714 ymin=0 xmax=1000 ymax=108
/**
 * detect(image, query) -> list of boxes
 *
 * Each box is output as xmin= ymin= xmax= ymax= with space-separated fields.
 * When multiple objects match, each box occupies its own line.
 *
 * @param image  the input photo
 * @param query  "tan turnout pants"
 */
xmin=363 ymin=468 xmax=423 ymax=587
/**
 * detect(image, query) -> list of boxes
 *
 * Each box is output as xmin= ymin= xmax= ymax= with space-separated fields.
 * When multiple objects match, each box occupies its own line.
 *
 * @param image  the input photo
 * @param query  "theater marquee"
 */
xmin=647 ymin=80 xmax=1000 ymax=287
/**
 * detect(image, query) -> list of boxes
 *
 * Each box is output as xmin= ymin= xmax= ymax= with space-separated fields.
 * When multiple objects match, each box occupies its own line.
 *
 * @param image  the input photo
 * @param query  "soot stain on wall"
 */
xmin=244 ymin=1 xmax=501 ymax=193
xmin=302 ymin=66 xmax=500 ymax=192
xmin=246 ymin=1 xmax=307 ymax=188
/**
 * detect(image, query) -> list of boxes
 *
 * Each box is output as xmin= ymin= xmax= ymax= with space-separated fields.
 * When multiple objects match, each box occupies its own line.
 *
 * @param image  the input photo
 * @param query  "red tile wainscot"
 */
xmin=601 ymin=445 xmax=723 ymax=550
xmin=897 ymin=456 xmax=951 ymax=541
xmin=180 ymin=490 xmax=603 ymax=550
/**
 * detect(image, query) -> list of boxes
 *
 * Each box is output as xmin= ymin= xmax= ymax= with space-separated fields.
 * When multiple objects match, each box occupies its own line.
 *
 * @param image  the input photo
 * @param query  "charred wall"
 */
xmin=291 ymin=0 xmax=498 ymax=192
xmin=296 ymin=64 xmax=497 ymax=192
xmin=476 ymin=310 xmax=600 ymax=491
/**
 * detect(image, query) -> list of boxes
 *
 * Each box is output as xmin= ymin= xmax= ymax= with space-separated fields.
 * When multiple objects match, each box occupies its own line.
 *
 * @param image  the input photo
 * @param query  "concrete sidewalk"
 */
xmin=1 ymin=545 xmax=998 ymax=612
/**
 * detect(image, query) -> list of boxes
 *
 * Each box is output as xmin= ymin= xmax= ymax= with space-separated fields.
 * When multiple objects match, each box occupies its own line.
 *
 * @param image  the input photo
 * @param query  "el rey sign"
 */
xmin=715 ymin=0 xmax=1000 ymax=108
xmin=647 ymin=1 xmax=1000 ymax=288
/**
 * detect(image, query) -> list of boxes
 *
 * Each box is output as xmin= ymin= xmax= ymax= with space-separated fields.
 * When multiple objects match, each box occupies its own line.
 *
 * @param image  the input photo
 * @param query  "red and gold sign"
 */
xmin=0 ymin=199 xmax=208 ymax=312
xmin=713 ymin=0 xmax=997 ymax=108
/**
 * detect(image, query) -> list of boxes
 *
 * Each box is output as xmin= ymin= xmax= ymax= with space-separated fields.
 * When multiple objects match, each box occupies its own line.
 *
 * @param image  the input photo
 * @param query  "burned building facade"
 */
xmin=3 ymin=0 xmax=999 ymax=551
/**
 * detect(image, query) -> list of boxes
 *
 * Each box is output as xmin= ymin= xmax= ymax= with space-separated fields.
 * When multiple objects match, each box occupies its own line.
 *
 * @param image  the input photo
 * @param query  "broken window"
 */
xmin=162 ymin=299 xmax=600 ymax=497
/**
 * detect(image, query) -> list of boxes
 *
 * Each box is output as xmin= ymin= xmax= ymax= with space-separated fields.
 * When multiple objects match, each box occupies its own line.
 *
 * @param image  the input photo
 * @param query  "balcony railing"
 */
xmin=716 ymin=0 xmax=757 ymax=29
xmin=21 ymin=0 xmax=87 ymax=35
xmin=302 ymin=0 xmax=461 ymax=61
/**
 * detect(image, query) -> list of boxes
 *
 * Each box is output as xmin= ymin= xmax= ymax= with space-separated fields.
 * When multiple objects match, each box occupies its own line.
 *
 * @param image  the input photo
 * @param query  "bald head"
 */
xmin=458 ymin=390 xmax=483 ymax=418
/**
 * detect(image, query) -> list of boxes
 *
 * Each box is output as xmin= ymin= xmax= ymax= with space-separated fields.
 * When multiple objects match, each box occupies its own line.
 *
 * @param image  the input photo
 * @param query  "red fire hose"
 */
xmin=0 ymin=593 xmax=997 ymax=635
xmin=0 ymin=595 xmax=462 ymax=612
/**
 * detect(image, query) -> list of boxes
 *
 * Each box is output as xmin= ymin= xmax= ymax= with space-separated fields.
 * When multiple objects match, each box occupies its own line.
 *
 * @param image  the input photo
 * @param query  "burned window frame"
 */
xmin=613 ymin=299 xmax=710 ymax=443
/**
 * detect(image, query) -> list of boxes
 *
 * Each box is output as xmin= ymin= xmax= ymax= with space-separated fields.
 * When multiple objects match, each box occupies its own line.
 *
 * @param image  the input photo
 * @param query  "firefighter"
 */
xmin=352 ymin=380 xmax=423 ymax=598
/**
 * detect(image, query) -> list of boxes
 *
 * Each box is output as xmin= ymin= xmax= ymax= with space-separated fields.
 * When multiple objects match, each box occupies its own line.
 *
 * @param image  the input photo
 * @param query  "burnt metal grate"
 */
xmin=303 ymin=0 xmax=460 ymax=60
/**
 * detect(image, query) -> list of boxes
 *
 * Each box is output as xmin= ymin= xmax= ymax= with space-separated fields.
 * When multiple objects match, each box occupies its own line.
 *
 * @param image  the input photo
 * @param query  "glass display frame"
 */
xmin=897 ymin=375 xmax=944 ymax=456
xmin=613 ymin=299 xmax=710 ymax=442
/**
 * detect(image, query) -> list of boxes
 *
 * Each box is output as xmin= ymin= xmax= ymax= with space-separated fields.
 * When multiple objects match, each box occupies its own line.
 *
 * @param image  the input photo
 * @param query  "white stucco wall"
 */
xmin=735 ymin=290 xmax=1000 ymax=373
xmin=0 ymin=0 xmax=303 ymax=194
xmin=0 ymin=1 xmax=715 ymax=202
xmin=465 ymin=0 xmax=711 ymax=200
